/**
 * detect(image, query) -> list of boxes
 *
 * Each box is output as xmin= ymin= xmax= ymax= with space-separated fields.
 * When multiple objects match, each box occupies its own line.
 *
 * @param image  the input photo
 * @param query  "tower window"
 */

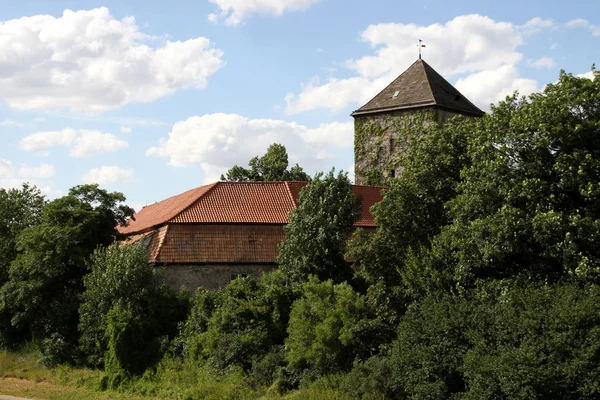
xmin=390 ymin=169 xmax=396 ymax=178
xmin=389 ymin=138 xmax=395 ymax=152
xmin=393 ymin=90 xmax=400 ymax=98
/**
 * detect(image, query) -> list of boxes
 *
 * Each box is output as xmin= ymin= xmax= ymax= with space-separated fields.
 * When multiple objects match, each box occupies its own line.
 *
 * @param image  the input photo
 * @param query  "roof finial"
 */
xmin=418 ymin=39 xmax=426 ymax=59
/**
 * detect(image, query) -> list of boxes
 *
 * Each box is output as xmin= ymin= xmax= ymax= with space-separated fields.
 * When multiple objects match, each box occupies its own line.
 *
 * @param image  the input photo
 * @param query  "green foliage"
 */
xmin=103 ymin=302 xmax=135 ymax=388
xmin=0 ymin=184 xmax=45 ymax=347
xmin=278 ymin=169 xmax=360 ymax=285
xmin=79 ymin=242 xmax=187 ymax=369
xmin=343 ymin=356 xmax=396 ymax=400
xmin=0 ymin=184 xmax=134 ymax=363
xmin=389 ymin=293 xmax=470 ymax=399
xmin=413 ymin=69 xmax=600 ymax=290
xmin=384 ymin=280 xmax=600 ymax=399
xmin=182 ymin=271 xmax=297 ymax=371
xmin=285 ymin=278 xmax=375 ymax=379
xmin=220 ymin=143 xmax=310 ymax=182
xmin=462 ymin=282 xmax=600 ymax=399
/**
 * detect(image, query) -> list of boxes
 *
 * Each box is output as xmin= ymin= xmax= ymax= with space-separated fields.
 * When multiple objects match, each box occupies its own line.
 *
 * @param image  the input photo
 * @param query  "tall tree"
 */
xmin=221 ymin=143 xmax=310 ymax=182
xmin=0 ymin=184 xmax=45 ymax=347
xmin=414 ymin=69 xmax=600 ymax=290
xmin=278 ymin=169 xmax=360 ymax=285
xmin=0 ymin=184 xmax=134 ymax=363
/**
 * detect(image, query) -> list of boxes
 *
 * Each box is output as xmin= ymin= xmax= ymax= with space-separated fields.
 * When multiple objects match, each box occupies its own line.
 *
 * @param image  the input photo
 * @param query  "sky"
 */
xmin=0 ymin=0 xmax=598 ymax=211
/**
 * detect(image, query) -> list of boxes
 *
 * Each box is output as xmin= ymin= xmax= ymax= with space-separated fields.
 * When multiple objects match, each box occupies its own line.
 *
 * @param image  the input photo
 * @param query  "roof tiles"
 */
xmin=351 ymin=59 xmax=484 ymax=117
xmin=118 ymin=181 xmax=383 ymax=235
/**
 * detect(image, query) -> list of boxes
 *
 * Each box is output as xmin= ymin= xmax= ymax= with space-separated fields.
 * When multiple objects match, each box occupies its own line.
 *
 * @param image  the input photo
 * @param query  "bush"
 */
xmin=286 ymin=277 xmax=375 ymax=379
xmin=343 ymin=356 xmax=396 ymax=400
xmin=181 ymin=271 xmax=296 ymax=371
xmin=79 ymin=242 xmax=188 ymax=370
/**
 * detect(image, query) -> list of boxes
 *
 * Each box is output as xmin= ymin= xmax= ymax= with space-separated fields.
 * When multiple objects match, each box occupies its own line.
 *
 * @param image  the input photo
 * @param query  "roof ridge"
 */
xmin=420 ymin=59 xmax=484 ymax=115
xmin=151 ymin=225 xmax=168 ymax=262
xmin=420 ymin=59 xmax=437 ymax=105
xmin=168 ymin=182 xmax=218 ymax=223
xmin=351 ymin=59 xmax=422 ymax=116
xmin=284 ymin=182 xmax=298 ymax=208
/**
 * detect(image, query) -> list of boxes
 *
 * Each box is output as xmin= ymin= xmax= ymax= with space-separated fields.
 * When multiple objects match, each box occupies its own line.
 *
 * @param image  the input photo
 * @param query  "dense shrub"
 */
xmin=286 ymin=277 xmax=378 ymax=380
xmin=182 ymin=271 xmax=297 ymax=371
xmin=79 ymin=242 xmax=188 ymax=370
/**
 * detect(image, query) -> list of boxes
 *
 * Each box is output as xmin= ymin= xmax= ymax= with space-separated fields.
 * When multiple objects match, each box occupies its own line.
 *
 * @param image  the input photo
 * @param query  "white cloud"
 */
xmin=520 ymin=17 xmax=554 ymax=35
xmin=577 ymin=71 xmax=596 ymax=80
xmin=454 ymin=65 xmax=538 ymax=109
xmin=20 ymin=128 xmax=127 ymax=157
xmin=0 ymin=158 xmax=12 ymax=178
xmin=0 ymin=119 xmax=24 ymax=128
xmin=120 ymin=126 xmax=132 ymax=133
xmin=83 ymin=165 xmax=135 ymax=185
xmin=208 ymin=0 xmax=319 ymax=25
xmin=0 ymin=7 xmax=225 ymax=112
xmin=18 ymin=164 xmax=55 ymax=179
xmin=285 ymin=14 xmax=546 ymax=114
xmin=527 ymin=57 xmax=556 ymax=69
xmin=70 ymin=130 xmax=128 ymax=157
xmin=20 ymin=128 xmax=78 ymax=155
xmin=0 ymin=157 xmax=59 ymax=196
xmin=146 ymin=113 xmax=353 ymax=184
xmin=567 ymin=18 xmax=600 ymax=36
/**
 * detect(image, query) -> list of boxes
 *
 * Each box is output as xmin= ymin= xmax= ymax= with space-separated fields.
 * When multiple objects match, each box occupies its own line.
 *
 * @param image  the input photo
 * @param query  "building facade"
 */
xmin=119 ymin=181 xmax=382 ymax=291
xmin=352 ymin=58 xmax=484 ymax=185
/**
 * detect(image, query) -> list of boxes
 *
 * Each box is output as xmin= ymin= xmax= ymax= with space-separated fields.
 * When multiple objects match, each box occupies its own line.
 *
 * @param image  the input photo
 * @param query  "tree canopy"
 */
xmin=0 ymin=184 xmax=134 ymax=363
xmin=220 ymin=143 xmax=310 ymax=182
xmin=278 ymin=169 xmax=360 ymax=285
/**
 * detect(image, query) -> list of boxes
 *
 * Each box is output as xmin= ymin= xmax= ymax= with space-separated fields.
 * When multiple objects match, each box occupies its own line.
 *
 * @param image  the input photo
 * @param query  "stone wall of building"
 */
xmin=159 ymin=263 xmax=277 ymax=291
xmin=354 ymin=107 xmax=460 ymax=185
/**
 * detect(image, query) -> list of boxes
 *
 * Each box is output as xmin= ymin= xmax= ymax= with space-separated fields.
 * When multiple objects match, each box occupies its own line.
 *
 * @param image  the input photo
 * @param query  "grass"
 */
xmin=0 ymin=347 xmax=350 ymax=400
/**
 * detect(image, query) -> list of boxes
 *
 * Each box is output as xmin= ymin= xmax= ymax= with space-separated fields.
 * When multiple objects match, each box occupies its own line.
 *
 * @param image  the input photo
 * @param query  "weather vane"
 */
xmin=418 ymin=39 xmax=426 ymax=59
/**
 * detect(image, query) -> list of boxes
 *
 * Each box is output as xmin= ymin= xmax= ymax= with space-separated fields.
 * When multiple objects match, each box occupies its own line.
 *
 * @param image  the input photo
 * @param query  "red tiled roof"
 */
xmin=148 ymin=224 xmax=286 ymax=264
xmin=118 ymin=181 xmax=384 ymax=235
xmin=119 ymin=183 xmax=216 ymax=235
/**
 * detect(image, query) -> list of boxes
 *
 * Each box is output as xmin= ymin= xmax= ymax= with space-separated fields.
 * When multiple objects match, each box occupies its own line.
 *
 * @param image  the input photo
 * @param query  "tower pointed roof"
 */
xmin=351 ymin=59 xmax=484 ymax=117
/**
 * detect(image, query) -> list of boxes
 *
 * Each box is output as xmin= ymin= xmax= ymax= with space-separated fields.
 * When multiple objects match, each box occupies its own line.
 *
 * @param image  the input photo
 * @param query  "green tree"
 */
xmin=0 ymin=184 xmax=45 ymax=347
xmin=220 ymin=143 xmax=310 ymax=182
xmin=181 ymin=271 xmax=297 ymax=371
xmin=278 ymin=169 xmax=360 ymax=285
xmin=285 ymin=277 xmax=376 ymax=379
xmin=407 ymin=69 xmax=600 ymax=291
xmin=79 ymin=242 xmax=186 ymax=369
xmin=0 ymin=184 xmax=134 ymax=364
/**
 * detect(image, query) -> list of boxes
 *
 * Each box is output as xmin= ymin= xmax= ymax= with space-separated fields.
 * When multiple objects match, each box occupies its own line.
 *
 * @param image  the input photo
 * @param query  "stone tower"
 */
xmin=351 ymin=58 xmax=484 ymax=185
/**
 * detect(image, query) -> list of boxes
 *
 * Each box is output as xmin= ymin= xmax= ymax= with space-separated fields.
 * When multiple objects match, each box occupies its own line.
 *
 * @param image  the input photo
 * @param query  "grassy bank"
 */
xmin=0 ymin=347 xmax=348 ymax=400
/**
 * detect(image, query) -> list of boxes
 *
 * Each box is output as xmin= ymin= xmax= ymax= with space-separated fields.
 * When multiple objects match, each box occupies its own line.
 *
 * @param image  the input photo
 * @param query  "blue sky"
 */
xmin=0 ymin=0 xmax=598 ymax=210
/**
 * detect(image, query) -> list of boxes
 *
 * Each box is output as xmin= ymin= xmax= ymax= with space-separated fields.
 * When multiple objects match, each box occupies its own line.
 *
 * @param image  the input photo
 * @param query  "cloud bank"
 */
xmin=0 ymin=7 xmax=225 ymax=112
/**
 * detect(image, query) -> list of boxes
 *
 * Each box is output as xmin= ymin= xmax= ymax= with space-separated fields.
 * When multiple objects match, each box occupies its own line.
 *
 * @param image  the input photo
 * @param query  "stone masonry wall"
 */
xmin=159 ymin=263 xmax=276 ymax=292
xmin=354 ymin=107 xmax=460 ymax=185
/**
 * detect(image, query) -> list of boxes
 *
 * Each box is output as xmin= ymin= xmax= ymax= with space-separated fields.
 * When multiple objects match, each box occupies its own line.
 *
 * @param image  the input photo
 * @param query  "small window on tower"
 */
xmin=393 ymin=90 xmax=400 ymax=98
xmin=389 ymin=138 xmax=395 ymax=152
xmin=390 ymin=169 xmax=396 ymax=178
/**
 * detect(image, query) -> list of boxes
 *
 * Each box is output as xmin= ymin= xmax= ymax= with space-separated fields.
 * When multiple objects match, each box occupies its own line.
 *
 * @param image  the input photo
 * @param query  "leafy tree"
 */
xmin=0 ymin=184 xmax=45 ymax=347
xmin=278 ymin=169 xmax=360 ymax=285
xmin=389 ymin=292 xmax=471 ymax=399
xmin=406 ymin=69 xmax=600 ymax=291
xmin=182 ymin=271 xmax=297 ymax=371
xmin=462 ymin=282 xmax=600 ymax=400
xmin=0 ymin=184 xmax=134 ymax=364
xmin=285 ymin=277 xmax=377 ymax=380
xmin=220 ymin=143 xmax=310 ymax=182
xmin=79 ymin=242 xmax=187 ymax=369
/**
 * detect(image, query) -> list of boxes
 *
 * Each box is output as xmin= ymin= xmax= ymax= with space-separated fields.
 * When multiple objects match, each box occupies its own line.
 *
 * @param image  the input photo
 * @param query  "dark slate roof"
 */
xmin=351 ymin=58 xmax=484 ymax=117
